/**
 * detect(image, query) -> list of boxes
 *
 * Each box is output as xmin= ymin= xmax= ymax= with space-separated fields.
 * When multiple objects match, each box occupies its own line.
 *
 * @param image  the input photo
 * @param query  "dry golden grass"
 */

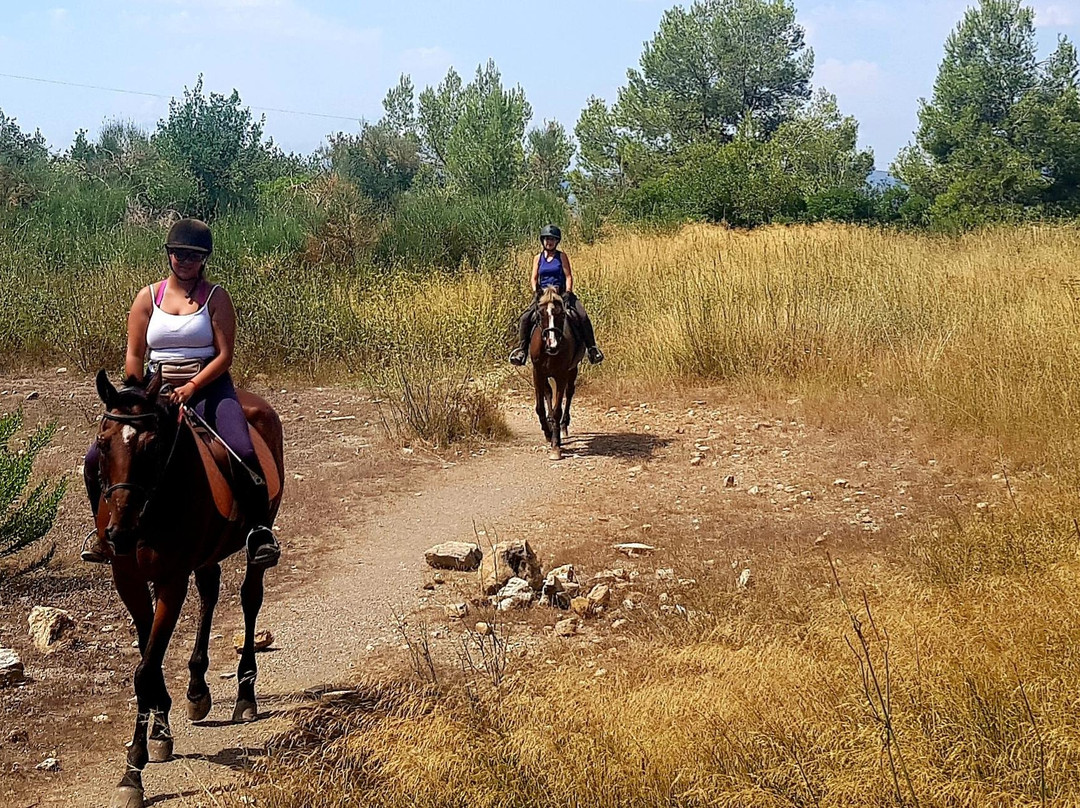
xmin=248 ymin=224 xmax=1080 ymax=806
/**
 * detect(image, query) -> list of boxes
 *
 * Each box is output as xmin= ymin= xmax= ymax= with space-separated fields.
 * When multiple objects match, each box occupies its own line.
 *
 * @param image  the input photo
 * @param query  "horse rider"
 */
xmin=81 ymin=218 xmax=281 ymax=569
xmin=509 ymin=224 xmax=604 ymax=366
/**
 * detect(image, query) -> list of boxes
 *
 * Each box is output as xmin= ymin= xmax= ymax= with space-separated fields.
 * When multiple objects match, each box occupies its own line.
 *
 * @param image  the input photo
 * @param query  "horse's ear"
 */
xmin=144 ymin=367 xmax=163 ymax=402
xmin=96 ymin=369 xmax=118 ymax=409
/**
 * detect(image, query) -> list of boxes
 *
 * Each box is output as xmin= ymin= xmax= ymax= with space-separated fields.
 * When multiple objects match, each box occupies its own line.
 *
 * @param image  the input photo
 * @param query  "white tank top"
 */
xmin=146 ymin=282 xmax=219 ymax=363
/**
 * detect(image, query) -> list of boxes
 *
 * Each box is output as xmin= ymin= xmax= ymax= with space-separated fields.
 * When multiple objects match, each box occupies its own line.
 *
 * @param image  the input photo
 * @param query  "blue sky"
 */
xmin=0 ymin=0 xmax=1077 ymax=169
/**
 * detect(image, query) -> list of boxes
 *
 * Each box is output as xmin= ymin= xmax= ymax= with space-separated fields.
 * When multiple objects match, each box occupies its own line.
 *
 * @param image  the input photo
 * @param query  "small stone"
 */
xmin=611 ymin=619 xmax=627 ymax=629
xmin=480 ymin=540 xmax=543 ymax=595
xmin=6 ymin=729 xmax=28 ymax=744
xmin=724 ymin=475 xmax=736 ymax=488
xmin=614 ymin=543 xmax=655 ymax=557
xmin=35 ymin=757 xmax=60 ymax=772
xmin=857 ymin=460 xmax=870 ymax=469
xmin=92 ymin=714 xmax=111 ymax=724
xmin=736 ymin=569 xmax=752 ymax=591
xmin=0 ymin=648 xmax=25 ymax=687
xmin=555 ymin=617 xmax=578 ymax=637
xmin=570 ymin=597 xmax=592 ymax=616
xmin=493 ymin=578 xmax=535 ymax=611
xmin=433 ymin=572 xmax=445 ymax=584
xmin=748 ymin=486 xmax=760 ymax=496
xmin=444 ymin=602 xmax=468 ymax=620
xmin=28 ymin=606 xmax=75 ymax=655
xmin=628 ymin=465 xmax=643 ymax=474
xmin=587 ymin=584 xmax=611 ymax=608
xmin=593 ymin=668 xmax=607 ymax=678
xmin=424 ymin=542 xmax=482 ymax=572
xmin=655 ymin=568 xmax=675 ymax=581
xmin=541 ymin=565 xmax=580 ymax=608
xmin=833 ymin=479 xmax=849 ymax=488
xmin=25 ymin=391 xmax=39 ymax=401
xmin=690 ymin=456 xmax=703 ymax=467
xmin=56 ymin=367 xmax=67 ymax=374
xmin=233 ymin=629 xmax=274 ymax=653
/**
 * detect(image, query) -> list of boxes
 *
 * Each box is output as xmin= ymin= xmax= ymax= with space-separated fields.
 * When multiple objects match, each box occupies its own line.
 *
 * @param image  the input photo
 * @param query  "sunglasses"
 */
xmin=168 ymin=248 xmax=206 ymax=263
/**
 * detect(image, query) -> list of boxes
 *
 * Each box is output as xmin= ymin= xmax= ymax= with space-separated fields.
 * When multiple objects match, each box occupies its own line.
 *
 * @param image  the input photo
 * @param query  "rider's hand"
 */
xmin=169 ymin=382 xmax=197 ymax=405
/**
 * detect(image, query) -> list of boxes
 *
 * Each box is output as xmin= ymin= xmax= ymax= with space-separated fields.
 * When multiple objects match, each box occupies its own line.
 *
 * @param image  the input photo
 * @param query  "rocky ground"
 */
xmin=0 ymin=369 xmax=996 ymax=807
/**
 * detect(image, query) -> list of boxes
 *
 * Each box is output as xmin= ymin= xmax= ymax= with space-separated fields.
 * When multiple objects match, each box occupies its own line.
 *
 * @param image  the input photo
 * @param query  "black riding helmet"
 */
xmin=165 ymin=218 xmax=213 ymax=255
xmin=539 ymin=224 xmax=562 ymax=243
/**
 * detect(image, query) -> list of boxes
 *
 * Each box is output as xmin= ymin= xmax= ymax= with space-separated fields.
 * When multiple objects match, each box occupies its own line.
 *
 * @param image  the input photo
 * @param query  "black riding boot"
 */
xmin=509 ymin=307 xmax=534 ymax=365
xmin=81 ymin=460 xmax=111 ymax=564
xmin=578 ymin=311 xmax=605 ymax=364
xmin=233 ymin=459 xmax=281 ymax=569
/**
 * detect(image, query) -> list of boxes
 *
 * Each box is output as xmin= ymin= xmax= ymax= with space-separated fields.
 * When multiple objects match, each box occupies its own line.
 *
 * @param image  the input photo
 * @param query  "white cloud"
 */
xmin=1033 ymin=2 xmax=1077 ymax=27
xmin=815 ymin=58 xmax=882 ymax=97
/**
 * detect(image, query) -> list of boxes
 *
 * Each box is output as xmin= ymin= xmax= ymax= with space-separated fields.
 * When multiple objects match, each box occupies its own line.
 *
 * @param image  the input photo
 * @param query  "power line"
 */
xmin=0 ymin=71 xmax=361 ymax=123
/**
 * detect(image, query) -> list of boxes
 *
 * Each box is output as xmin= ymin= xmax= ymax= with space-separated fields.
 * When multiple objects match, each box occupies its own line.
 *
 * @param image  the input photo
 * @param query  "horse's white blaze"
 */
xmin=122 ymin=425 xmax=137 ymax=445
xmin=545 ymin=303 xmax=558 ymax=351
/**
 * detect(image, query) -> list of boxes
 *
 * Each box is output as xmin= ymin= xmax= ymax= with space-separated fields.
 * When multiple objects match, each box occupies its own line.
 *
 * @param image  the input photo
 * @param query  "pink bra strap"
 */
xmin=154 ymin=279 xmax=168 ymax=307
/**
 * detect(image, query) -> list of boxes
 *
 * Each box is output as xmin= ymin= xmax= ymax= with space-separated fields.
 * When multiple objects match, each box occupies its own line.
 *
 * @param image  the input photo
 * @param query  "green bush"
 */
xmin=0 ymin=411 xmax=66 ymax=580
xmin=377 ymin=188 xmax=568 ymax=269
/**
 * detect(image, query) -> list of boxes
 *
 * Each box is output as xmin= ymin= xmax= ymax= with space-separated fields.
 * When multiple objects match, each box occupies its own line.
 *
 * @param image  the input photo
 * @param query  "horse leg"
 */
xmin=112 ymin=577 xmax=188 ymax=808
xmin=562 ymin=368 xmax=578 ymax=439
xmin=233 ymin=563 xmax=266 ymax=723
xmin=533 ymin=367 xmax=551 ymax=441
xmin=549 ymin=378 xmax=565 ymax=460
xmin=186 ymin=563 xmax=220 ymax=722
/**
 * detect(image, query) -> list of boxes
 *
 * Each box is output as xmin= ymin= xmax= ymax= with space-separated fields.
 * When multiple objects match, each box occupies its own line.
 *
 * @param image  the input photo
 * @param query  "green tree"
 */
xmin=615 ymin=0 xmax=812 ymax=151
xmin=0 ymin=411 xmax=65 ymax=581
xmin=417 ymin=68 xmax=465 ymax=171
xmin=324 ymin=124 xmax=420 ymax=204
xmin=154 ymin=75 xmax=278 ymax=217
xmin=445 ymin=61 xmax=532 ymax=195
xmin=769 ymin=90 xmax=874 ymax=198
xmin=525 ymin=121 xmax=574 ymax=195
xmin=895 ymin=0 xmax=1080 ymax=224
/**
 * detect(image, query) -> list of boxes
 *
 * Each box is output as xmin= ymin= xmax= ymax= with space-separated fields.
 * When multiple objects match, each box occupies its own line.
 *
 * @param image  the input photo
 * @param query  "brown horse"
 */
xmin=530 ymin=286 xmax=585 ymax=460
xmin=91 ymin=370 xmax=284 ymax=808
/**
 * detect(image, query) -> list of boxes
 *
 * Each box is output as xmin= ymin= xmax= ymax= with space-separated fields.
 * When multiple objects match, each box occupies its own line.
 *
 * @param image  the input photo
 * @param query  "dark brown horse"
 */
xmin=530 ymin=286 xmax=585 ymax=460
xmin=91 ymin=370 xmax=283 ymax=808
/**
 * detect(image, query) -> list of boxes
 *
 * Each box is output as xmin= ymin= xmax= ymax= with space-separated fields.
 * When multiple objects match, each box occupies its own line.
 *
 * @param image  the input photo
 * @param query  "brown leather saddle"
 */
xmin=191 ymin=418 xmax=281 ymax=522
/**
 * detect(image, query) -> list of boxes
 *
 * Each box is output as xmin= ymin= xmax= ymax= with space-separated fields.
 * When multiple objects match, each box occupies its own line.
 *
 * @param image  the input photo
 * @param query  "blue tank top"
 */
xmin=537 ymin=251 xmax=566 ymax=293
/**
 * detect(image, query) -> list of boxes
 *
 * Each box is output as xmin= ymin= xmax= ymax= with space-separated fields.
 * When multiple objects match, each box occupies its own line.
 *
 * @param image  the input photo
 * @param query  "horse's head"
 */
xmin=537 ymin=286 xmax=567 ymax=355
xmin=94 ymin=369 xmax=176 ymax=552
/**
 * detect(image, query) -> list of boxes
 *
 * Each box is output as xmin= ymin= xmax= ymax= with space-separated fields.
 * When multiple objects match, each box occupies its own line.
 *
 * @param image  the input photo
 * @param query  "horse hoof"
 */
xmin=110 ymin=785 xmax=145 ymax=808
xmin=187 ymin=692 xmax=212 ymax=722
xmin=147 ymin=738 xmax=173 ymax=763
xmin=549 ymin=449 xmax=562 ymax=461
xmin=232 ymin=700 xmax=258 ymax=723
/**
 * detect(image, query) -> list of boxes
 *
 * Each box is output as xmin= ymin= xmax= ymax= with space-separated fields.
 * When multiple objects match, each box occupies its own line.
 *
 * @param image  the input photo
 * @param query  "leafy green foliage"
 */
xmin=525 ymin=121 xmax=574 ymax=195
xmin=0 ymin=411 xmax=65 ymax=580
xmin=154 ymin=75 xmax=280 ymax=217
xmin=615 ymin=0 xmax=812 ymax=151
xmin=895 ymin=0 xmax=1080 ymax=227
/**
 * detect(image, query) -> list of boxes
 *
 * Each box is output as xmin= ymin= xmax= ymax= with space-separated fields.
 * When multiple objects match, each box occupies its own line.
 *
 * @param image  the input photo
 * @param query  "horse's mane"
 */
xmin=114 ymin=375 xmax=157 ymax=410
xmin=538 ymin=286 xmax=563 ymax=307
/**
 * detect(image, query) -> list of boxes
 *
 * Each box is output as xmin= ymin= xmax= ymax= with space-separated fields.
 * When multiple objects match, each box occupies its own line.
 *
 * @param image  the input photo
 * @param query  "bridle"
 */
xmin=99 ymin=405 xmax=182 ymax=522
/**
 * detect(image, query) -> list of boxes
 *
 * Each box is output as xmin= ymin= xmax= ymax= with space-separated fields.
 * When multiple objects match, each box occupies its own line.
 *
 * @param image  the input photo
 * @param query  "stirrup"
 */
xmin=587 ymin=346 xmax=605 ymax=365
xmin=246 ymin=526 xmax=280 ymax=569
xmin=81 ymin=529 xmax=111 ymax=564
xmin=509 ymin=348 xmax=528 ymax=366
